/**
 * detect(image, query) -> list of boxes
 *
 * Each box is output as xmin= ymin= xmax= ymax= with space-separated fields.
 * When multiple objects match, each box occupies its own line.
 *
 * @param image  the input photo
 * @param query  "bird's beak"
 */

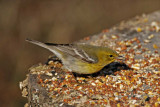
xmin=116 ymin=55 xmax=124 ymax=60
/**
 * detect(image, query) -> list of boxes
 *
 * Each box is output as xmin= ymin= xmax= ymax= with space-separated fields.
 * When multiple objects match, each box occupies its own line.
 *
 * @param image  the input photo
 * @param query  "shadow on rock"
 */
xmin=99 ymin=62 xmax=131 ymax=76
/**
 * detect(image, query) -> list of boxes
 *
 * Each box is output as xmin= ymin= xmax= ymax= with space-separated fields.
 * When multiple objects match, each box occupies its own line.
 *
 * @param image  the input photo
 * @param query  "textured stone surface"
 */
xmin=20 ymin=11 xmax=160 ymax=107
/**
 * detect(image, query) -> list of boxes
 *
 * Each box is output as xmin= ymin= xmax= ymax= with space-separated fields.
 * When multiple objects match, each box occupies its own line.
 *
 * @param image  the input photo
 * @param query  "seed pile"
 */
xmin=20 ymin=13 xmax=160 ymax=106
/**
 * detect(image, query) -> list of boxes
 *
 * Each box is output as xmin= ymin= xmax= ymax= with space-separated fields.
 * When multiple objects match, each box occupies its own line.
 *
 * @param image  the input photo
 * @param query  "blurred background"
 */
xmin=0 ymin=0 xmax=160 ymax=106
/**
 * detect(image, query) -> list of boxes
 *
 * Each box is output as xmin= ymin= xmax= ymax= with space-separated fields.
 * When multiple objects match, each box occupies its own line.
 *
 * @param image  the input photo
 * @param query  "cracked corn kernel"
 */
xmin=136 ymin=27 xmax=142 ymax=32
xmin=153 ymin=44 xmax=159 ymax=49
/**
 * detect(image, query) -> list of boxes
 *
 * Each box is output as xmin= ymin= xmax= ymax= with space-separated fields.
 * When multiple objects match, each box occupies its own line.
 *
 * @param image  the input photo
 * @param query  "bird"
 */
xmin=26 ymin=38 xmax=122 ymax=74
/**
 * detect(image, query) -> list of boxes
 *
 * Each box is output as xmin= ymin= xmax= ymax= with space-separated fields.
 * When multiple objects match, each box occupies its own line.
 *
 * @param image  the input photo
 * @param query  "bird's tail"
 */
xmin=26 ymin=38 xmax=63 ymax=59
xmin=26 ymin=38 xmax=51 ymax=50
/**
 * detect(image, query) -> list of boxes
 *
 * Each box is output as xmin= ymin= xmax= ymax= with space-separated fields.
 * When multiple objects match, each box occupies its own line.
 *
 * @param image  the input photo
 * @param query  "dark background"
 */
xmin=0 ymin=0 xmax=160 ymax=106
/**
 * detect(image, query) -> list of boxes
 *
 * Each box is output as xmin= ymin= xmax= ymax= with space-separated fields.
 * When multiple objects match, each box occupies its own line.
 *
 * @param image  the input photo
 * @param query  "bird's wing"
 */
xmin=46 ymin=43 xmax=96 ymax=63
xmin=26 ymin=38 xmax=96 ymax=63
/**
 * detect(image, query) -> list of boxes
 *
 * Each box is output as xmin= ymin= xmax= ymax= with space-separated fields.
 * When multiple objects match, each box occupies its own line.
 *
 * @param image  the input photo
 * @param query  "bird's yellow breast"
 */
xmin=72 ymin=60 xmax=109 ymax=74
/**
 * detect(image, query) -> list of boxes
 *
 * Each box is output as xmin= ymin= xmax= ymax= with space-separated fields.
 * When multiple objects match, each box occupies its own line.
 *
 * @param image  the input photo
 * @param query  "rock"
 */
xmin=20 ymin=11 xmax=160 ymax=107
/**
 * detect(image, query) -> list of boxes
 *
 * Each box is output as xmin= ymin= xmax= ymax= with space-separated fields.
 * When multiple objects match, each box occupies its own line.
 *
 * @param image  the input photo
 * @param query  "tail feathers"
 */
xmin=26 ymin=38 xmax=66 ymax=60
xmin=26 ymin=38 xmax=47 ymax=48
xmin=26 ymin=38 xmax=63 ymax=57
xmin=26 ymin=38 xmax=64 ymax=59
xmin=25 ymin=38 xmax=57 ymax=52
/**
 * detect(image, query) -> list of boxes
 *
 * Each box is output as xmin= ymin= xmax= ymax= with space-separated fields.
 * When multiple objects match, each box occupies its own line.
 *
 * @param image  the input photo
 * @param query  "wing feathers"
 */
xmin=55 ymin=45 xmax=96 ymax=63
xmin=26 ymin=38 xmax=96 ymax=63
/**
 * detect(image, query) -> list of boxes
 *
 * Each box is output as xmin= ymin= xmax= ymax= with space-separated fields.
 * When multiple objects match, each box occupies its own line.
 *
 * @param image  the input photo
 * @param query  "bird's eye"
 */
xmin=109 ymin=55 xmax=113 ymax=57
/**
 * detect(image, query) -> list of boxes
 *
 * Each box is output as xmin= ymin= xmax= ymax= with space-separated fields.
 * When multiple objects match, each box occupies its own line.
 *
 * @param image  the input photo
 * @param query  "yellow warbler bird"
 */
xmin=26 ymin=39 xmax=121 ymax=74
